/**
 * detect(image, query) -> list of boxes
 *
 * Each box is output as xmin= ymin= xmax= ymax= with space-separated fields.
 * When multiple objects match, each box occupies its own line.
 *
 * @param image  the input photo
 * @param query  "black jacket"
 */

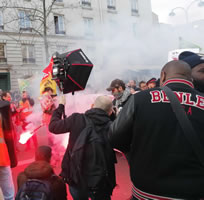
xmin=110 ymin=78 xmax=204 ymax=199
xmin=0 ymin=100 xmax=17 ymax=168
xmin=17 ymin=161 xmax=67 ymax=200
xmin=49 ymin=106 xmax=116 ymax=192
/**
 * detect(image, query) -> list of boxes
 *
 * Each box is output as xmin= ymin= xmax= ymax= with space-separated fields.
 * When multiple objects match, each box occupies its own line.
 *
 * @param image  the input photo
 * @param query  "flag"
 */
xmin=18 ymin=75 xmax=33 ymax=92
xmin=40 ymin=58 xmax=57 ymax=95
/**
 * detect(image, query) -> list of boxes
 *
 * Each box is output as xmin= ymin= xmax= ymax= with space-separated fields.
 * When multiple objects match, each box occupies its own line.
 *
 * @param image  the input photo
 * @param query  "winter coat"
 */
xmin=0 ymin=100 xmax=17 ymax=168
xmin=49 ymin=107 xmax=116 ymax=194
xmin=17 ymin=161 xmax=67 ymax=200
xmin=110 ymin=78 xmax=204 ymax=199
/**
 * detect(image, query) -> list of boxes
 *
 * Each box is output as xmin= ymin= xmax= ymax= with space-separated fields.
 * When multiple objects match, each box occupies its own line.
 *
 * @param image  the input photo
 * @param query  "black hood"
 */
xmin=85 ymin=108 xmax=111 ymax=129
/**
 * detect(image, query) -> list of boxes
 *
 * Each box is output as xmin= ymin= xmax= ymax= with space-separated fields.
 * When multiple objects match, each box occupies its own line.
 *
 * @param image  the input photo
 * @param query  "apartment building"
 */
xmin=0 ymin=0 xmax=153 ymax=91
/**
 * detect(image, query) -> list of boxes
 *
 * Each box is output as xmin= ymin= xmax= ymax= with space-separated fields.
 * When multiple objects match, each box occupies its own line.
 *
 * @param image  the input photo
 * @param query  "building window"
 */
xmin=54 ymin=15 xmax=65 ymax=34
xmin=0 ymin=9 xmax=4 ymax=31
xmin=19 ymin=11 xmax=32 ymax=31
xmin=107 ymin=0 xmax=116 ymax=10
xmin=81 ymin=0 xmax=91 ymax=7
xmin=0 ymin=44 xmax=7 ymax=63
xmin=84 ymin=18 xmax=93 ymax=37
xmin=22 ymin=44 xmax=35 ymax=64
xmin=131 ymin=0 xmax=139 ymax=15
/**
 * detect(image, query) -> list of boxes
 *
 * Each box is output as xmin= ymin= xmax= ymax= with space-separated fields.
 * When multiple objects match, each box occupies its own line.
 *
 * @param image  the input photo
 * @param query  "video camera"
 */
xmin=52 ymin=49 xmax=93 ymax=94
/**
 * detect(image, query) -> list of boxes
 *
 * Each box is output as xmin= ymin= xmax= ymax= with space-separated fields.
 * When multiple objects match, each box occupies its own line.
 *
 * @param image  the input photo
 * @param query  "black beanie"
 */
xmin=179 ymin=51 xmax=204 ymax=68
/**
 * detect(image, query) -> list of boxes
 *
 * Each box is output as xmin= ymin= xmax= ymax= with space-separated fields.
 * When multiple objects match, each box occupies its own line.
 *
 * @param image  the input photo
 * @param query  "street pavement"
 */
xmin=12 ymin=147 xmax=132 ymax=200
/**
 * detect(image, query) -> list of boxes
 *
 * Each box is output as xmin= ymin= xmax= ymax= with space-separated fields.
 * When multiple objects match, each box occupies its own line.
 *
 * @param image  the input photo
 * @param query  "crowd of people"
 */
xmin=0 ymin=51 xmax=204 ymax=200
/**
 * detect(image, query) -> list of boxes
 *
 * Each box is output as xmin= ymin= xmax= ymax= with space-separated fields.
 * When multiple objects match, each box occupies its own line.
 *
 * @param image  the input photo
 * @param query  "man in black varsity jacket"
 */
xmin=109 ymin=60 xmax=204 ymax=199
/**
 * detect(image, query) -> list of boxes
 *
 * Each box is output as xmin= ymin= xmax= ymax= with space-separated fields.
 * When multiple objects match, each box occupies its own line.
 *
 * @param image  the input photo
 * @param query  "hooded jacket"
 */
xmin=110 ymin=78 xmax=204 ymax=199
xmin=49 ymin=106 xmax=116 ymax=193
xmin=17 ymin=161 xmax=67 ymax=200
xmin=113 ymin=88 xmax=131 ymax=109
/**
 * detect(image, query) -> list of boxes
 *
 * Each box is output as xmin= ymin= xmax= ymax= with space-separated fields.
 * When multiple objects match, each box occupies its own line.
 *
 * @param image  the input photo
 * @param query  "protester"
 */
xmin=146 ymin=77 xmax=157 ymax=89
xmin=40 ymin=87 xmax=57 ymax=125
xmin=106 ymin=79 xmax=131 ymax=117
xmin=126 ymin=80 xmax=140 ymax=94
xmin=49 ymin=95 xmax=116 ymax=200
xmin=1 ymin=92 xmax=11 ymax=102
xmin=1 ymin=91 xmax=20 ymax=149
xmin=19 ymin=91 xmax=35 ymax=129
xmin=109 ymin=60 xmax=204 ymax=199
xmin=19 ymin=91 xmax=37 ymax=150
xmin=138 ymin=81 xmax=148 ymax=91
xmin=127 ymin=80 xmax=137 ymax=90
xmin=1 ymin=91 xmax=21 ymax=120
xmin=0 ymin=100 xmax=17 ymax=200
xmin=179 ymin=51 xmax=204 ymax=93
xmin=17 ymin=145 xmax=67 ymax=200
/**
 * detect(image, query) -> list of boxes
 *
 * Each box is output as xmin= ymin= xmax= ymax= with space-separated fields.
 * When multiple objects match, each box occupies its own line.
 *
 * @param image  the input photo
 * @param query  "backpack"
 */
xmin=15 ymin=179 xmax=53 ymax=200
xmin=61 ymin=115 xmax=116 ymax=191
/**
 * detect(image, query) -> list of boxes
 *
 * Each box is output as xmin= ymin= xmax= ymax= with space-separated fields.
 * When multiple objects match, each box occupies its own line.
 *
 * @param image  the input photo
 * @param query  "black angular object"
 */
xmin=52 ymin=49 xmax=93 ymax=94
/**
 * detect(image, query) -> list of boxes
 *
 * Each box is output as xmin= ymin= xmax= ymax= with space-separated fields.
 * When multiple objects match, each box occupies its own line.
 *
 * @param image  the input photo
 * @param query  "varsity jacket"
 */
xmin=110 ymin=78 xmax=204 ymax=199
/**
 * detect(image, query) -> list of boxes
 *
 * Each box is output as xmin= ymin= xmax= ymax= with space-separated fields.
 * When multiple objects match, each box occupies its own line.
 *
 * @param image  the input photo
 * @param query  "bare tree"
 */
xmin=1 ymin=0 xmax=78 ymax=63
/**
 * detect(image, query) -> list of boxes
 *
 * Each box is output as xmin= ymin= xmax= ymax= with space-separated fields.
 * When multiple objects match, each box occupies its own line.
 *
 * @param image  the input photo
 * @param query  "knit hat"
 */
xmin=146 ymin=78 xmax=157 ymax=85
xmin=178 ymin=51 xmax=204 ymax=68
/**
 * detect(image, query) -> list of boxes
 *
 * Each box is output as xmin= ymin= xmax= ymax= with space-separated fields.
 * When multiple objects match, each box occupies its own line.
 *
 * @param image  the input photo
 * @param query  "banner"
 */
xmin=18 ymin=75 xmax=34 ymax=93
xmin=168 ymin=48 xmax=200 ymax=62
xmin=40 ymin=58 xmax=57 ymax=95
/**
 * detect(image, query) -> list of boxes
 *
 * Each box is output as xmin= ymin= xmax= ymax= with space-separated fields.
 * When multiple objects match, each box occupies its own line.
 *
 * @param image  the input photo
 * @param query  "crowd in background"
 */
xmin=0 ymin=50 xmax=204 ymax=200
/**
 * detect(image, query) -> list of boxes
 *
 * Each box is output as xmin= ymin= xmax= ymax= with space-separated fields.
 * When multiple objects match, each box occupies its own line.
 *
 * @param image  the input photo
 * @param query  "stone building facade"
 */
xmin=0 ymin=0 xmax=153 ymax=91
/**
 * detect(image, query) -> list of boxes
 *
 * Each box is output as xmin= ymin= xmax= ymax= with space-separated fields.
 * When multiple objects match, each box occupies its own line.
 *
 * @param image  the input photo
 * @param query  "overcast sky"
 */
xmin=151 ymin=0 xmax=204 ymax=24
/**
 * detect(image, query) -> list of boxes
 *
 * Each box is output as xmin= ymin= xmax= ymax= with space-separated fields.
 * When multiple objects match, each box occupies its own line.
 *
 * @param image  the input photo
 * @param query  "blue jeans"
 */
xmin=0 ymin=166 xmax=15 ymax=200
xmin=69 ymin=186 xmax=111 ymax=200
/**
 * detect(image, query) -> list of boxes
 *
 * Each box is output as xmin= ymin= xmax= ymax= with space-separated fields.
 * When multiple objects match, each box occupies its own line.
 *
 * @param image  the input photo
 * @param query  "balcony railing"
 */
xmin=82 ymin=1 xmax=91 ymax=7
xmin=131 ymin=9 xmax=139 ymax=15
xmin=20 ymin=27 xmax=33 ymax=32
xmin=23 ymin=58 xmax=35 ymax=64
xmin=55 ymin=29 xmax=65 ymax=35
xmin=0 ymin=57 xmax=7 ymax=63
xmin=107 ymin=5 xmax=116 ymax=10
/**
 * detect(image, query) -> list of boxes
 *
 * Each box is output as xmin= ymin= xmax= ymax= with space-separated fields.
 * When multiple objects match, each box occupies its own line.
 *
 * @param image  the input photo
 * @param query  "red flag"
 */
xmin=42 ymin=58 xmax=53 ymax=80
xmin=40 ymin=58 xmax=57 ymax=95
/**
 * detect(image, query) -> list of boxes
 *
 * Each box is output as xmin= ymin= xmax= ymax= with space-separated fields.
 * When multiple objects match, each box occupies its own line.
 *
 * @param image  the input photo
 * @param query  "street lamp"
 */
xmin=169 ymin=0 xmax=204 ymax=24
xmin=169 ymin=7 xmax=189 ymax=23
xmin=198 ymin=0 xmax=204 ymax=6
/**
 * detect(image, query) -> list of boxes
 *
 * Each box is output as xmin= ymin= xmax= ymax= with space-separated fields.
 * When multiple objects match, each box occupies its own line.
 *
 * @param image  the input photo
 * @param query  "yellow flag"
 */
xmin=40 ymin=58 xmax=57 ymax=95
